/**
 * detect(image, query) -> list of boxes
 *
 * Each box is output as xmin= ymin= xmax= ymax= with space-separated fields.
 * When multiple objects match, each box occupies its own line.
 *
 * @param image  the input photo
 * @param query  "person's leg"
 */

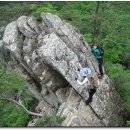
xmin=86 ymin=89 xmax=96 ymax=105
xmin=89 ymin=89 xmax=96 ymax=101
xmin=98 ymin=58 xmax=103 ymax=76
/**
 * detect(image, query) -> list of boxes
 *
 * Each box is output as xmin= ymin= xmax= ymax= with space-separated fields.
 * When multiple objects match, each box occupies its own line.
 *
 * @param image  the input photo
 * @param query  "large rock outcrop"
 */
xmin=1 ymin=12 xmax=125 ymax=126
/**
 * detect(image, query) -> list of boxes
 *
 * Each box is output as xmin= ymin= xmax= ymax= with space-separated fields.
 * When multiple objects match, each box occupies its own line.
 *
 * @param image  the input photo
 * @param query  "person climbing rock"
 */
xmin=91 ymin=44 xmax=104 ymax=78
xmin=76 ymin=68 xmax=91 ymax=86
xmin=75 ymin=67 xmax=97 ymax=105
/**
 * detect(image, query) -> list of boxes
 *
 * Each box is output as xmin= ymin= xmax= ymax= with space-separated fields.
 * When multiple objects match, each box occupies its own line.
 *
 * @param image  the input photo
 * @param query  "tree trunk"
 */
xmin=91 ymin=1 xmax=100 ymax=43
xmin=99 ymin=1 xmax=105 ymax=45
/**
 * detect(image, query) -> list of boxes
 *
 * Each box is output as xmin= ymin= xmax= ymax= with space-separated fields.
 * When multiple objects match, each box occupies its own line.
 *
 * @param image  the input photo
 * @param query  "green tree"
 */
xmin=0 ymin=59 xmax=33 ymax=126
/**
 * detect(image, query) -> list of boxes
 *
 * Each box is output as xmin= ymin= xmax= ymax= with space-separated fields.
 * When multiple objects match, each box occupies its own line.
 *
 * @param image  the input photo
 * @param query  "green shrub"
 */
xmin=0 ymin=2 xmax=31 ymax=27
xmin=0 ymin=102 xmax=30 ymax=127
xmin=105 ymin=63 xmax=130 ymax=108
xmin=0 ymin=59 xmax=32 ymax=126
xmin=30 ymin=2 xmax=56 ymax=20
xmin=35 ymin=114 xmax=65 ymax=127
xmin=126 ymin=121 xmax=130 ymax=126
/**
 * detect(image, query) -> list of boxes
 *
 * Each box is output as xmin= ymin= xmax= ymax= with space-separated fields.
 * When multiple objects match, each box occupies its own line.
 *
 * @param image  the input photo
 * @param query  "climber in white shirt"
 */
xmin=77 ymin=76 xmax=90 ymax=86
xmin=76 ymin=67 xmax=91 ymax=87
xmin=76 ymin=67 xmax=96 ymax=105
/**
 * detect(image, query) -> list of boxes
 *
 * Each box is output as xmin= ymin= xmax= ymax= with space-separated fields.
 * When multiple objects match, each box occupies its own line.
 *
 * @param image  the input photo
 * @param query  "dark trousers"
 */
xmin=97 ymin=58 xmax=103 ymax=75
xmin=87 ymin=88 xmax=96 ymax=102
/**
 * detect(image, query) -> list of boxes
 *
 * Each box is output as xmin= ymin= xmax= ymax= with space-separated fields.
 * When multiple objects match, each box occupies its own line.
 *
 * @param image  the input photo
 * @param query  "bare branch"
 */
xmin=0 ymin=96 xmax=43 ymax=117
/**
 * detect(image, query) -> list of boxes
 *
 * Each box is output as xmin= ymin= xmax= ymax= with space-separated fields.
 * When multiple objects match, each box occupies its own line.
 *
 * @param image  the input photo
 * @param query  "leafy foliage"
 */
xmin=106 ymin=63 xmax=130 ymax=108
xmin=0 ymin=2 xmax=31 ymax=27
xmin=35 ymin=114 xmax=65 ymax=127
xmin=127 ymin=121 xmax=130 ymax=126
xmin=0 ymin=102 xmax=30 ymax=127
xmin=0 ymin=59 xmax=32 ymax=126
xmin=30 ymin=2 xmax=56 ymax=20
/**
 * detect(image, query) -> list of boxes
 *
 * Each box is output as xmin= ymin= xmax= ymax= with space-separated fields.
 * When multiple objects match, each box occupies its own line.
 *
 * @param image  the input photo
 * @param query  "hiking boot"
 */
xmin=85 ymin=100 xmax=90 ymax=105
xmin=85 ymin=99 xmax=92 ymax=105
xmin=98 ymin=74 xmax=104 ymax=79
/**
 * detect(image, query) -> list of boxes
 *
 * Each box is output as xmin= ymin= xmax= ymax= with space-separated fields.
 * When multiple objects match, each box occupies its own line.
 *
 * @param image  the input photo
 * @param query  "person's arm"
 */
xmin=91 ymin=48 xmax=97 ymax=57
xmin=77 ymin=77 xmax=90 ymax=86
xmin=91 ymin=48 xmax=94 ymax=54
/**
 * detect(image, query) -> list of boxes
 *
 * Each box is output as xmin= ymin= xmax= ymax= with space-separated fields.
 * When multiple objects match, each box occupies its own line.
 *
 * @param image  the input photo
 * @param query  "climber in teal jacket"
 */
xmin=91 ymin=46 xmax=102 ymax=59
xmin=91 ymin=44 xmax=104 ymax=78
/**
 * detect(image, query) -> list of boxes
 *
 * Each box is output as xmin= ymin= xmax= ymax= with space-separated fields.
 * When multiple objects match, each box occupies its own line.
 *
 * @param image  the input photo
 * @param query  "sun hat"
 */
xmin=80 ymin=68 xmax=92 ymax=77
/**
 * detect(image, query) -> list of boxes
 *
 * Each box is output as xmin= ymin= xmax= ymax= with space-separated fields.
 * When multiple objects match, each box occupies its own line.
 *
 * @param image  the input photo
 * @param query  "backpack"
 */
xmin=88 ymin=73 xmax=100 ymax=88
xmin=98 ymin=47 xmax=104 ymax=57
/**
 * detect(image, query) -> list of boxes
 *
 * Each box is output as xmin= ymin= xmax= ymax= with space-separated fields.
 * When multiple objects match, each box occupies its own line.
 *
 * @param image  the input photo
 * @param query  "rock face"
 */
xmin=1 ymin=12 xmax=125 ymax=126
